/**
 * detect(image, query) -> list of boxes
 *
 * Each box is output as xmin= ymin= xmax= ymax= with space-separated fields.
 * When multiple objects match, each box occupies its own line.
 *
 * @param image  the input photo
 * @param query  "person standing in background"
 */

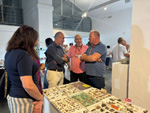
xmin=81 ymin=30 xmax=107 ymax=89
xmin=106 ymin=45 xmax=112 ymax=69
xmin=123 ymin=40 xmax=130 ymax=52
xmin=67 ymin=34 xmax=88 ymax=83
xmin=44 ymin=38 xmax=53 ymax=89
xmin=35 ymin=50 xmax=45 ymax=93
xmin=112 ymin=37 xmax=130 ymax=62
xmin=62 ymin=44 xmax=69 ymax=54
xmin=5 ymin=25 xmax=43 ymax=113
xmin=46 ymin=32 xmax=68 ymax=88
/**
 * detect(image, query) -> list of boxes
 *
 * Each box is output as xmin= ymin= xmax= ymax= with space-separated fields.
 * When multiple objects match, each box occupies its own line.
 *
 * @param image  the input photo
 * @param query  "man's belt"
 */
xmin=49 ymin=69 xmax=63 ymax=72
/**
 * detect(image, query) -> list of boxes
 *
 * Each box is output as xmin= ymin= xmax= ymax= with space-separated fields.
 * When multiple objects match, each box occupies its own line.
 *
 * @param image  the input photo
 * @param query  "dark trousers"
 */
xmin=106 ymin=57 xmax=110 ymax=66
xmin=85 ymin=74 xmax=105 ymax=90
xmin=70 ymin=71 xmax=85 ymax=83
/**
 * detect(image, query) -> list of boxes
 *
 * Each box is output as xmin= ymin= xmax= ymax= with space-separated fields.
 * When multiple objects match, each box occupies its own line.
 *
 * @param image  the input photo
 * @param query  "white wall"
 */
xmin=129 ymin=0 xmax=150 ymax=109
xmin=0 ymin=25 xmax=19 ymax=60
xmin=92 ymin=8 xmax=132 ymax=50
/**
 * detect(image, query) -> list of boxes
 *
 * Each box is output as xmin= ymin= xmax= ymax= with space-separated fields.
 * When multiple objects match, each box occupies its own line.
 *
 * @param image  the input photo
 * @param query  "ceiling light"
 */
xmin=81 ymin=12 xmax=87 ymax=18
xmin=104 ymin=6 xmax=107 ymax=11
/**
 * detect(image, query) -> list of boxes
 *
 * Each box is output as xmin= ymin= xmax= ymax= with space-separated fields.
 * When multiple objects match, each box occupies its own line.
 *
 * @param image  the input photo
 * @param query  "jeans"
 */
xmin=106 ymin=57 xmax=110 ymax=66
xmin=43 ymin=65 xmax=48 ymax=89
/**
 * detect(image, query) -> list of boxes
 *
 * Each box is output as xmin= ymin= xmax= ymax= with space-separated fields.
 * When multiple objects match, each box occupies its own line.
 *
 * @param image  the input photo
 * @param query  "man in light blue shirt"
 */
xmin=81 ymin=30 xmax=107 ymax=89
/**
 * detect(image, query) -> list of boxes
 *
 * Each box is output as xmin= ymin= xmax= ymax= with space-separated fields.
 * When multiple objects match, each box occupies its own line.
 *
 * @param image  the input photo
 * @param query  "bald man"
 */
xmin=46 ymin=32 xmax=68 ymax=88
xmin=67 ymin=34 xmax=88 ymax=83
xmin=81 ymin=30 xmax=107 ymax=89
xmin=112 ymin=37 xmax=130 ymax=62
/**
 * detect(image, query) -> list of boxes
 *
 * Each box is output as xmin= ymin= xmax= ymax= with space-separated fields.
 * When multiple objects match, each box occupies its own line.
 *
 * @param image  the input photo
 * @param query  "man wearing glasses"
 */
xmin=67 ymin=34 xmax=88 ymax=83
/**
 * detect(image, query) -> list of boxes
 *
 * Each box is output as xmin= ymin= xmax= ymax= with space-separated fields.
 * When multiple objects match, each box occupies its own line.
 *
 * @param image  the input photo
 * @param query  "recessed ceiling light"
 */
xmin=104 ymin=6 xmax=107 ymax=11
xmin=81 ymin=12 xmax=87 ymax=18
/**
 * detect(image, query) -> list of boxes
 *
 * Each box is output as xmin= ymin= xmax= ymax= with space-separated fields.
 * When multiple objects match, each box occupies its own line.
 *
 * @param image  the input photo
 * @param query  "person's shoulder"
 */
xmin=82 ymin=44 xmax=88 ymax=48
xmin=47 ymin=42 xmax=55 ymax=50
xmin=98 ymin=42 xmax=106 ymax=49
xmin=11 ymin=49 xmax=28 ymax=56
xmin=112 ymin=44 xmax=117 ymax=49
xmin=48 ymin=42 xmax=54 ymax=47
xmin=18 ymin=49 xmax=30 ymax=56
xmin=120 ymin=44 xmax=126 ymax=49
xmin=12 ymin=49 xmax=30 ymax=61
xmin=70 ymin=45 xmax=75 ymax=50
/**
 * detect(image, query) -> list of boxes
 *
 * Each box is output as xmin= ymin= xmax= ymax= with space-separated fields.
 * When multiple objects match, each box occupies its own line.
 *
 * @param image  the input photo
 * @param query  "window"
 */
xmin=63 ymin=0 xmax=72 ymax=16
xmin=53 ymin=0 xmax=91 ymax=32
xmin=53 ymin=0 xmax=61 ymax=15
xmin=53 ymin=14 xmax=62 ymax=29
xmin=0 ymin=0 xmax=23 ymax=25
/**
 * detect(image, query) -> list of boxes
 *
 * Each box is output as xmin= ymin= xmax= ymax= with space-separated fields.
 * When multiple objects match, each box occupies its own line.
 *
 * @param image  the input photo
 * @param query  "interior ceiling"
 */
xmin=70 ymin=0 xmax=132 ymax=20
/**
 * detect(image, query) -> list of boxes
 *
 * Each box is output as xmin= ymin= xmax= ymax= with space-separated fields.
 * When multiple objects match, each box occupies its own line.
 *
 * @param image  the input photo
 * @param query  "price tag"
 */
xmin=124 ymin=98 xmax=132 ymax=103
xmin=82 ymin=84 xmax=90 ymax=88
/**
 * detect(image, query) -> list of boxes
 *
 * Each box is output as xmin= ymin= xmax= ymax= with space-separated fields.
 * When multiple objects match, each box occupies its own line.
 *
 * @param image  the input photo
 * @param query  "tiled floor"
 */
xmin=0 ymin=99 xmax=9 ymax=113
xmin=0 ymin=69 xmax=112 ymax=113
xmin=105 ymin=68 xmax=112 ymax=93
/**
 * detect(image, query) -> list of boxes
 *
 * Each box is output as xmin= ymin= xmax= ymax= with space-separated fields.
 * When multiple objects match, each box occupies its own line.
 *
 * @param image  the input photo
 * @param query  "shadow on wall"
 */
xmin=129 ymin=25 xmax=150 ymax=109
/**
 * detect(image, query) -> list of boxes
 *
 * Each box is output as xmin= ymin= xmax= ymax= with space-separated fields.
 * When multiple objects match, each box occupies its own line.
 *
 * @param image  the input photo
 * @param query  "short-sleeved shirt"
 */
xmin=112 ymin=44 xmax=127 ymax=62
xmin=46 ymin=42 xmax=65 ymax=70
xmin=85 ymin=42 xmax=107 ymax=77
xmin=106 ymin=48 xmax=112 ymax=58
xmin=5 ymin=49 xmax=39 ymax=99
xmin=68 ymin=44 xmax=88 ymax=73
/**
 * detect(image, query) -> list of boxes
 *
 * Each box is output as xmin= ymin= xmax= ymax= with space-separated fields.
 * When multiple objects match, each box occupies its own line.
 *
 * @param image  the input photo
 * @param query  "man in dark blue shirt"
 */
xmin=46 ymin=32 xmax=68 ymax=88
xmin=81 ymin=30 xmax=107 ymax=89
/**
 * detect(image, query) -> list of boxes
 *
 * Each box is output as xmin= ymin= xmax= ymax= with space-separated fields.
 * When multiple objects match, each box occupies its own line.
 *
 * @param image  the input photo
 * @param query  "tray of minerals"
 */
xmin=70 ymin=92 xmax=99 ymax=107
xmin=87 ymin=101 xmax=124 ymax=113
xmin=51 ymin=96 xmax=85 ymax=113
xmin=83 ymin=87 xmax=112 ymax=101
xmin=72 ymin=108 xmax=89 ymax=113
xmin=70 ymin=81 xmax=91 ymax=90
xmin=57 ymin=84 xmax=81 ymax=95
xmin=43 ymin=87 xmax=65 ymax=101
xmin=102 ymin=96 xmax=150 ymax=113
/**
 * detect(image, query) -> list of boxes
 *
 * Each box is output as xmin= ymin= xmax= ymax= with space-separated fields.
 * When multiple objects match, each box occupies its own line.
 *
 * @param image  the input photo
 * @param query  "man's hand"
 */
xmin=62 ymin=57 xmax=68 ymax=62
xmin=33 ymin=100 xmax=43 ymax=113
xmin=80 ymin=54 xmax=87 ymax=61
xmin=96 ymin=58 xmax=102 ymax=62
xmin=64 ymin=54 xmax=67 ymax=58
xmin=53 ymin=60 xmax=57 ymax=64
xmin=39 ymin=63 xmax=45 ymax=70
xmin=126 ymin=44 xmax=130 ymax=51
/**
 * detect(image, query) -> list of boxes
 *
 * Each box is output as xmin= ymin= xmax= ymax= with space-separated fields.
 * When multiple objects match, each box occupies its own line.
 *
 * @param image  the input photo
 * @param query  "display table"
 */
xmin=112 ymin=62 xmax=129 ymax=100
xmin=43 ymin=81 xmax=149 ymax=113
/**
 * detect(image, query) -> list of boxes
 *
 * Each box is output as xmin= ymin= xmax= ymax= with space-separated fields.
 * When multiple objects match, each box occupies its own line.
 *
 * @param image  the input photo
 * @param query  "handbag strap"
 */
xmin=4 ymin=71 xmax=8 ymax=98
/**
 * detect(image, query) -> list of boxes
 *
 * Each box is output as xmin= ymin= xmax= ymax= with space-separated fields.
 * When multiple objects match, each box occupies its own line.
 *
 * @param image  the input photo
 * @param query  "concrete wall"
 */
xmin=22 ymin=0 xmax=53 ymax=59
xmin=22 ymin=0 xmax=39 ymax=30
xmin=129 ymin=0 xmax=150 ymax=109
